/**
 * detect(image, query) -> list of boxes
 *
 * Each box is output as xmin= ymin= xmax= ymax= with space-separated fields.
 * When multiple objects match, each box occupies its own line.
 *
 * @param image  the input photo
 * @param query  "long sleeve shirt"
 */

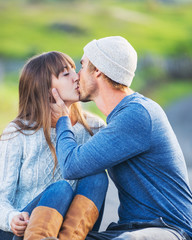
xmin=56 ymin=92 xmax=192 ymax=237
xmin=0 ymin=114 xmax=105 ymax=232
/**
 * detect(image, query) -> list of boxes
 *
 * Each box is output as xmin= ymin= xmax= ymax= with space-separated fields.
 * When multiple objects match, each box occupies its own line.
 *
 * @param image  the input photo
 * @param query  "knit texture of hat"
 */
xmin=83 ymin=36 xmax=137 ymax=87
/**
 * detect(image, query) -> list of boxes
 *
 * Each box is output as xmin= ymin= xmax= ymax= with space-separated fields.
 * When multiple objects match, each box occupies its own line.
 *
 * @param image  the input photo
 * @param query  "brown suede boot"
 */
xmin=41 ymin=238 xmax=59 ymax=240
xmin=58 ymin=194 xmax=99 ymax=240
xmin=24 ymin=206 xmax=63 ymax=240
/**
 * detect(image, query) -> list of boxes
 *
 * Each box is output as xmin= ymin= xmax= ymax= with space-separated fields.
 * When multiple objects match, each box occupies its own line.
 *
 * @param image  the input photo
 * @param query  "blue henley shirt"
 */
xmin=56 ymin=92 xmax=192 ymax=237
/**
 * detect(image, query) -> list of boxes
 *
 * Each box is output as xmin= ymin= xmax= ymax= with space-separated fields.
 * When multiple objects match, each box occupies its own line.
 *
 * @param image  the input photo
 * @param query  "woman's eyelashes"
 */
xmin=63 ymin=72 xmax=69 ymax=76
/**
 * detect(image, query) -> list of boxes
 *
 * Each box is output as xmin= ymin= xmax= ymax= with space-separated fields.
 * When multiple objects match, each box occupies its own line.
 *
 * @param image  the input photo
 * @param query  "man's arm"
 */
xmin=56 ymin=104 xmax=151 ymax=180
xmin=51 ymin=88 xmax=151 ymax=179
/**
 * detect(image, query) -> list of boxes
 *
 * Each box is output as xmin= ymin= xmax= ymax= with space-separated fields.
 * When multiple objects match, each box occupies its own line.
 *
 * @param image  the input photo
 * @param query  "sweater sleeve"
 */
xmin=0 ymin=126 xmax=23 ymax=231
xmin=56 ymin=103 xmax=151 ymax=180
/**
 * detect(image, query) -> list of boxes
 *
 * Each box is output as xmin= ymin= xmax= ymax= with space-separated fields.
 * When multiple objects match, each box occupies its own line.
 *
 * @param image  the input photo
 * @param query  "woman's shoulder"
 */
xmin=1 ymin=122 xmax=20 ymax=138
xmin=0 ymin=122 xmax=24 ymax=153
xmin=1 ymin=120 xmax=43 ymax=140
xmin=84 ymin=111 xmax=106 ymax=128
xmin=72 ymin=111 xmax=106 ymax=139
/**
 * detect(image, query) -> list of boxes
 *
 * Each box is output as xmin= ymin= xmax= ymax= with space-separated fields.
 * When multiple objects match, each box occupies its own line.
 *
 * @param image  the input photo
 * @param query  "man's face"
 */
xmin=78 ymin=54 xmax=98 ymax=102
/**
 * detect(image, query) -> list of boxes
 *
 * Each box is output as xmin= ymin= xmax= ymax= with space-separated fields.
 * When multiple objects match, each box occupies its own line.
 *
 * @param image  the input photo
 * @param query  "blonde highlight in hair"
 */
xmin=70 ymin=103 xmax=94 ymax=136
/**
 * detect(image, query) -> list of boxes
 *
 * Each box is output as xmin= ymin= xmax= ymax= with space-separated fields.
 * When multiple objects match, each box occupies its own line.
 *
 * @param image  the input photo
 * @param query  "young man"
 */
xmin=52 ymin=36 xmax=192 ymax=240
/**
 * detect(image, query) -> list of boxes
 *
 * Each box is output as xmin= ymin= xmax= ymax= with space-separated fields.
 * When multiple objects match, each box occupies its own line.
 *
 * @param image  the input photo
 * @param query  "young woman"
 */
xmin=0 ymin=52 xmax=108 ymax=240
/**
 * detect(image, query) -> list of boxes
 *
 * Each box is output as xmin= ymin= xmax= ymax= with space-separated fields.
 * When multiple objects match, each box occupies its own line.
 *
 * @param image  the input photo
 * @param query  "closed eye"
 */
xmin=63 ymin=72 xmax=69 ymax=76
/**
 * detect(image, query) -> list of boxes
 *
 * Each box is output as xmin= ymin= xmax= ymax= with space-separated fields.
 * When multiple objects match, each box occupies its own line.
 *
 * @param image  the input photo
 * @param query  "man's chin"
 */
xmin=79 ymin=94 xmax=91 ymax=102
xmin=80 ymin=98 xmax=91 ymax=103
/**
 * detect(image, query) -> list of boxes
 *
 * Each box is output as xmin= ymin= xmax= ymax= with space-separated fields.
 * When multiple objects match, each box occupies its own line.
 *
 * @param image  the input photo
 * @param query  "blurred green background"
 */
xmin=0 ymin=0 xmax=192 ymax=132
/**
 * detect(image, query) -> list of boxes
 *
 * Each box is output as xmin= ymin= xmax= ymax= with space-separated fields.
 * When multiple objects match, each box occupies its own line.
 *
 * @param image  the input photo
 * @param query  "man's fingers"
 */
xmin=50 ymin=103 xmax=60 ymax=112
xmin=52 ymin=88 xmax=64 ymax=107
xmin=51 ymin=88 xmax=69 ymax=125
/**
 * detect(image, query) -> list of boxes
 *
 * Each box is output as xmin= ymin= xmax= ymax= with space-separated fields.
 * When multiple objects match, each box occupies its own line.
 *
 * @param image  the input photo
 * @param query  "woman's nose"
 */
xmin=77 ymin=69 xmax=81 ymax=76
xmin=73 ymin=72 xmax=79 ymax=82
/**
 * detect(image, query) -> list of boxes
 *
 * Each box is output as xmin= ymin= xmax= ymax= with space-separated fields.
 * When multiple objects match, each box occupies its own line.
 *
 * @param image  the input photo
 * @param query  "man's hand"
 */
xmin=10 ymin=212 xmax=29 ymax=236
xmin=51 ymin=88 xmax=69 ymax=128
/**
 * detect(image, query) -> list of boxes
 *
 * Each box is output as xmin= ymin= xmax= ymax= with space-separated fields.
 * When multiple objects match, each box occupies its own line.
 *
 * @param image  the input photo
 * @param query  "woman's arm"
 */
xmin=0 ymin=125 xmax=23 ymax=232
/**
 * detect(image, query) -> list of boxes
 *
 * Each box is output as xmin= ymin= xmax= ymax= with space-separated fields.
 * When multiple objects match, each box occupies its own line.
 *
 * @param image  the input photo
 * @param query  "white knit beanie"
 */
xmin=83 ymin=36 xmax=137 ymax=87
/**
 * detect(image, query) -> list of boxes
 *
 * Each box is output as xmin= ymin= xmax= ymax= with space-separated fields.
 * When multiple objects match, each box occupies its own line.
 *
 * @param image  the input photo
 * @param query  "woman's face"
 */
xmin=51 ymin=66 xmax=80 ymax=105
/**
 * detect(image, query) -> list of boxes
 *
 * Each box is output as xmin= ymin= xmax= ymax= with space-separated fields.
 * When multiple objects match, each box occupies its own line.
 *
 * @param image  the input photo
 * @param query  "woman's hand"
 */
xmin=10 ymin=212 xmax=29 ymax=236
xmin=51 ymin=88 xmax=69 ymax=128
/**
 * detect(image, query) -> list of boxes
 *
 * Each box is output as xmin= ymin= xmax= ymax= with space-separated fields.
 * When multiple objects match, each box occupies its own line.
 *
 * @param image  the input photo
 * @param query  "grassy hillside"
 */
xmin=0 ymin=84 xmax=18 ymax=132
xmin=1 ymin=79 xmax=192 ymax=133
xmin=0 ymin=0 xmax=192 ymax=132
xmin=0 ymin=0 xmax=192 ymax=59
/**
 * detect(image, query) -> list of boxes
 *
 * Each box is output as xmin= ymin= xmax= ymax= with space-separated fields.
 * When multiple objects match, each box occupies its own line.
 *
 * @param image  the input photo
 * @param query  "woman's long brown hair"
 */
xmin=2 ymin=51 xmax=94 ymax=172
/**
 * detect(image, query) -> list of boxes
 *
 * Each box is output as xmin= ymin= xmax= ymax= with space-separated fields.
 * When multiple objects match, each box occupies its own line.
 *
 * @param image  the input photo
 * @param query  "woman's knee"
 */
xmin=41 ymin=180 xmax=74 ymax=203
xmin=97 ymin=171 xmax=109 ymax=184
xmin=37 ymin=180 xmax=74 ymax=216
xmin=76 ymin=171 xmax=108 ymax=198
xmin=95 ymin=171 xmax=109 ymax=192
xmin=83 ymin=171 xmax=109 ymax=191
xmin=76 ymin=172 xmax=108 ymax=211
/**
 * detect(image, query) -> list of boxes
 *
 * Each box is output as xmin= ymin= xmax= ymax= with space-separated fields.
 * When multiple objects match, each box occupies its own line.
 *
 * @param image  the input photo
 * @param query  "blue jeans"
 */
xmin=0 ymin=230 xmax=13 ymax=240
xmin=0 ymin=171 xmax=108 ymax=240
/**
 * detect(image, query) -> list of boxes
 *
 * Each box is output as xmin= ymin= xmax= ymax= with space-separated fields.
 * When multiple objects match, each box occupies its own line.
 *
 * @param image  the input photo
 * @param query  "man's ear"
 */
xmin=94 ymin=68 xmax=102 ymax=78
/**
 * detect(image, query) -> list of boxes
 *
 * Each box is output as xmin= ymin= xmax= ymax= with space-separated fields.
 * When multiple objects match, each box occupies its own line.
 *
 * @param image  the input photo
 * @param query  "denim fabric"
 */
xmin=0 ymin=230 xmax=13 ymax=240
xmin=11 ymin=180 xmax=73 ymax=240
xmin=36 ymin=180 xmax=74 ymax=216
xmin=0 ymin=126 xmax=76 ymax=232
xmin=0 ymin=114 xmax=105 ymax=232
xmin=11 ymin=172 xmax=108 ymax=240
xmin=75 ymin=172 xmax=108 ymax=232
xmin=75 ymin=172 xmax=108 ymax=211
xmin=93 ymin=201 xmax=105 ymax=232
xmin=56 ymin=92 xmax=192 ymax=237
xmin=0 ymin=194 xmax=44 ymax=240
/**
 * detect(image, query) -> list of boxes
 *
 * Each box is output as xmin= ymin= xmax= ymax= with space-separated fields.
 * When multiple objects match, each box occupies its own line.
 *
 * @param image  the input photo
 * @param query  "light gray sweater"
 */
xmin=0 ymin=114 xmax=105 ymax=232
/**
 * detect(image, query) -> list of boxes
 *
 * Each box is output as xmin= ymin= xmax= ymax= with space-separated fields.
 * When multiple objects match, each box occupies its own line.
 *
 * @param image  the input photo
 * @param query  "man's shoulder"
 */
xmin=107 ymin=93 xmax=158 ymax=127
xmin=123 ymin=93 xmax=164 ymax=117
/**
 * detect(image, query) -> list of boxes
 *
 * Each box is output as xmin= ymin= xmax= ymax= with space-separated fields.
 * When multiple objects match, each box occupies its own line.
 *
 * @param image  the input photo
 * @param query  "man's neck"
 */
xmin=94 ymin=86 xmax=134 ymax=116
